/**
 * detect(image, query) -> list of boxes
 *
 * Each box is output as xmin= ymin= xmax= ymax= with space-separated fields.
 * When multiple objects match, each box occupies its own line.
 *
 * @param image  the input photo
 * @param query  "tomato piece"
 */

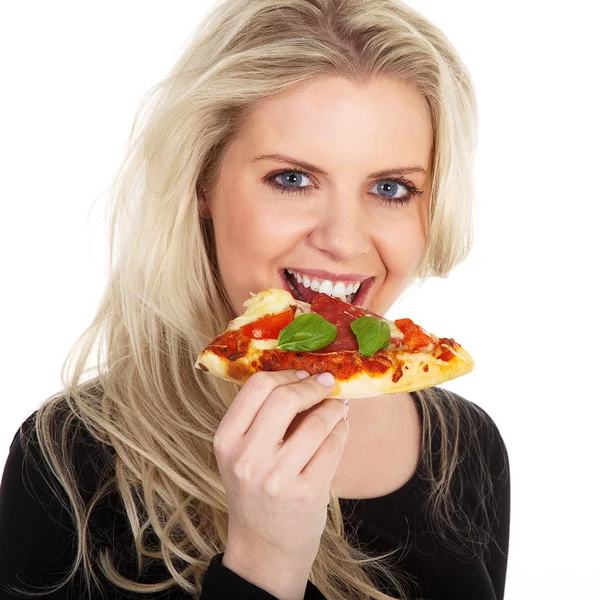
xmin=438 ymin=350 xmax=454 ymax=362
xmin=394 ymin=318 xmax=434 ymax=352
xmin=394 ymin=318 xmax=417 ymax=337
xmin=394 ymin=318 xmax=418 ymax=331
xmin=240 ymin=308 xmax=294 ymax=339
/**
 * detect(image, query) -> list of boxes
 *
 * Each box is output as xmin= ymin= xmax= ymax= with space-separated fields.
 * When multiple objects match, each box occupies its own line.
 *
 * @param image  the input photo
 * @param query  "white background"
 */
xmin=1 ymin=1 xmax=598 ymax=597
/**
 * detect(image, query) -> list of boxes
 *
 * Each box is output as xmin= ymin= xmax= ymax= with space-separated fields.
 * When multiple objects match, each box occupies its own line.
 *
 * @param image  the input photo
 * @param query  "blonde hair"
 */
xmin=12 ymin=1 xmax=499 ymax=599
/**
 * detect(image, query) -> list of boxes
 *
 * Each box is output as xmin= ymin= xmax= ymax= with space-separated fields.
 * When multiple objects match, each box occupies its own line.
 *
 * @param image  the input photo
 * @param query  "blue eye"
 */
xmin=264 ymin=168 xmax=424 ymax=207
xmin=371 ymin=180 xmax=411 ymax=202
xmin=272 ymin=171 xmax=312 ymax=189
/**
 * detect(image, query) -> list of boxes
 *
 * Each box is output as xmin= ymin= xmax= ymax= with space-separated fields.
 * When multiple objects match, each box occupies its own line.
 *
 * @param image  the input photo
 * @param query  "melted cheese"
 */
xmin=228 ymin=288 xmax=296 ymax=331
xmin=251 ymin=338 xmax=280 ymax=350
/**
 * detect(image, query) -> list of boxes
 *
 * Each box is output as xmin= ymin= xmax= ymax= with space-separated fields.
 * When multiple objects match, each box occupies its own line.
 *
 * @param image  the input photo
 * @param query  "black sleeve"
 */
xmin=201 ymin=553 xmax=327 ymax=599
xmin=482 ymin=415 xmax=511 ymax=600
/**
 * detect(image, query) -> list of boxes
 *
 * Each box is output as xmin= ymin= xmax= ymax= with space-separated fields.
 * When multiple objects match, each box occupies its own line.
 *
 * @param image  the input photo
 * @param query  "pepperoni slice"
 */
xmin=310 ymin=293 xmax=371 ymax=352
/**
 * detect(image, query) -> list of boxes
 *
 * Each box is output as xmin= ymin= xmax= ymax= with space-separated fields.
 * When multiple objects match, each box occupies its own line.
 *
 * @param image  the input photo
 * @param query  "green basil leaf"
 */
xmin=277 ymin=313 xmax=337 ymax=352
xmin=350 ymin=316 xmax=391 ymax=357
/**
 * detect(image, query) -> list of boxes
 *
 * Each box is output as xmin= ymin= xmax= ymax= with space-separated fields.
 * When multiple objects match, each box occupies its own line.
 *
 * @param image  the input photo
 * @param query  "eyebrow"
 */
xmin=250 ymin=153 xmax=427 ymax=178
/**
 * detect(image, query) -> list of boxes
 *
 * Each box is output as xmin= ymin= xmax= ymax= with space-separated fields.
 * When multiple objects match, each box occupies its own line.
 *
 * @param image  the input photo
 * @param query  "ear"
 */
xmin=197 ymin=184 xmax=212 ymax=219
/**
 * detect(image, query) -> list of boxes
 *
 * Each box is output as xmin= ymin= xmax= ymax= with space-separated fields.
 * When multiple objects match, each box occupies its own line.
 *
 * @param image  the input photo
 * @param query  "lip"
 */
xmin=352 ymin=276 xmax=373 ymax=307
xmin=278 ymin=268 xmax=375 ymax=308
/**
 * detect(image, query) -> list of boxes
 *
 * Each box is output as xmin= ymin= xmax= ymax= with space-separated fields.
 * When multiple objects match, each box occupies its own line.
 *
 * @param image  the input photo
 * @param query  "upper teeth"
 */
xmin=285 ymin=268 xmax=362 ymax=301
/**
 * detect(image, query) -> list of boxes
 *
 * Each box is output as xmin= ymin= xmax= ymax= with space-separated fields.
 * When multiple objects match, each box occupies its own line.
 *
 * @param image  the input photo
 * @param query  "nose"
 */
xmin=306 ymin=190 xmax=371 ymax=262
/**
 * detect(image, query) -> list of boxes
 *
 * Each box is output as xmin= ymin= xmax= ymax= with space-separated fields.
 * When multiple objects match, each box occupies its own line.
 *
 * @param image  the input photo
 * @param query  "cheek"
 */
xmin=214 ymin=193 xmax=304 ymax=268
xmin=379 ymin=218 xmax=427 ymax=273
xmin=230 ymin=206 xmax=291 ymax=253
xmin=222 ymin=205 xmax=263 ymax=251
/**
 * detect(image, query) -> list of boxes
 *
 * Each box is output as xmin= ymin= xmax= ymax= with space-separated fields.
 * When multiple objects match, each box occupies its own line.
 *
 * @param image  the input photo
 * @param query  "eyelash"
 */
xmin=263 ymin=167 xmax=424 ymax=206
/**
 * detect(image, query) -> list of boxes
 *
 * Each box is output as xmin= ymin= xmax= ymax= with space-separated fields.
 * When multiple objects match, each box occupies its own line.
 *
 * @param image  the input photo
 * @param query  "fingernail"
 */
xmin=341 ymin=398 xmax=349 ymax=405
xmin=316 ymin=372 xmax=335 ymax=387
xmin=296 ymin=370 xmax=310 ymax=380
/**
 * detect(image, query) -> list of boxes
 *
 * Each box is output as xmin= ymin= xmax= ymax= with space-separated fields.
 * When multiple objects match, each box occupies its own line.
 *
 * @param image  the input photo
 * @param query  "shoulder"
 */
xmin=428 ymin=386 xmax=506 ymax=440
xmin=0 ymin=403 xmax=121 ymax=586
xmin=2 ymin=402 xmax=115 ymax=511
xmin=417 ymin=387 xmax=511 ymax=541
xmin=418 ymin=386 xmax=510 ymax=479
xmin=453 ymin=389 xmax=509 ymax=473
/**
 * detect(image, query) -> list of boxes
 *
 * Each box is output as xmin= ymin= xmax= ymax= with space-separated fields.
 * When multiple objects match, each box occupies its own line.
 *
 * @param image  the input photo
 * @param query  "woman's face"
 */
xmin=200 ymin=75 xmax=433 ymax=317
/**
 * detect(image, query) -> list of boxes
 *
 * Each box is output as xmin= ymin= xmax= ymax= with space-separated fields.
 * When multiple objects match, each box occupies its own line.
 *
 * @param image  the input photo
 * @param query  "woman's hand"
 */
xmin=213 ymin=369 xmax=349 ymax=593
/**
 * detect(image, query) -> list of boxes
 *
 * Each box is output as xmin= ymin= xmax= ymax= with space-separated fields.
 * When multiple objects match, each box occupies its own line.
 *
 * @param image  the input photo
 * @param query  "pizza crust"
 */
xmin=195 ymin=343 xmax=474 ymax=398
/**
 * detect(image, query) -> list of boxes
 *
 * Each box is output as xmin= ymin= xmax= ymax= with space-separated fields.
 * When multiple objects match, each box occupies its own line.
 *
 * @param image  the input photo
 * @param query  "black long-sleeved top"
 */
xmin=0 ymin=390 xmax=510 ymax=599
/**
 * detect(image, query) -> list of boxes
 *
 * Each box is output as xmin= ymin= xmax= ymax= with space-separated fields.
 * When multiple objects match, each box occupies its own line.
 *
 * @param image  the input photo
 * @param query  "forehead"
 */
xmin=236 ymin=75 xmax=433 ymax=173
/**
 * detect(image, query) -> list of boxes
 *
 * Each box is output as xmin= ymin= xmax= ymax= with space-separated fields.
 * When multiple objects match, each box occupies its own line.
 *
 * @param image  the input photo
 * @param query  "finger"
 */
xmin=299 ymin=417 xmax=350 ymax=493
xmin=243 ymin=372 xmax=339 ymax=451
xmin=276 ymin=397 xmax=348 ymax=476
xmin=218 ymin=370 xmax=313 ymax=440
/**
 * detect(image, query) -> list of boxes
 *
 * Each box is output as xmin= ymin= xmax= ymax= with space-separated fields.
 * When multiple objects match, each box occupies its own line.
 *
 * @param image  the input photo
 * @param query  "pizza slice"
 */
xmin=195 ymin=288 xmax=474 ymax=398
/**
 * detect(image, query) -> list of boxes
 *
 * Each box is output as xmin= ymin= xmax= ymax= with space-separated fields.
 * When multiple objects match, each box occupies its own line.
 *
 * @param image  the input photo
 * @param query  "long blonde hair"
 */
xmin=13 ymin=1 xmax=500 ymax=598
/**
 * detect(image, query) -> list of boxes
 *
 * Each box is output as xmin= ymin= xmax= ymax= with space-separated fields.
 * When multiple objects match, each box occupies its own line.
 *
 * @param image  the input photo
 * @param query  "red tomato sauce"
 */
xmin=200 ymin=294 xmax=460 ymax=382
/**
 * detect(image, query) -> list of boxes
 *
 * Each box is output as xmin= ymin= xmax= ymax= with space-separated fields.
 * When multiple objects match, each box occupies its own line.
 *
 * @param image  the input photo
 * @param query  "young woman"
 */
xmin=0 ymin=1 xmax=510 ymax=599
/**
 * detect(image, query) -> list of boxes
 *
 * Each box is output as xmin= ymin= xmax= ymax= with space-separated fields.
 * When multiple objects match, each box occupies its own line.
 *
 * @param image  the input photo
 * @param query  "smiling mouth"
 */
xmin=279 ymin=268 xmax=372 ymax=306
